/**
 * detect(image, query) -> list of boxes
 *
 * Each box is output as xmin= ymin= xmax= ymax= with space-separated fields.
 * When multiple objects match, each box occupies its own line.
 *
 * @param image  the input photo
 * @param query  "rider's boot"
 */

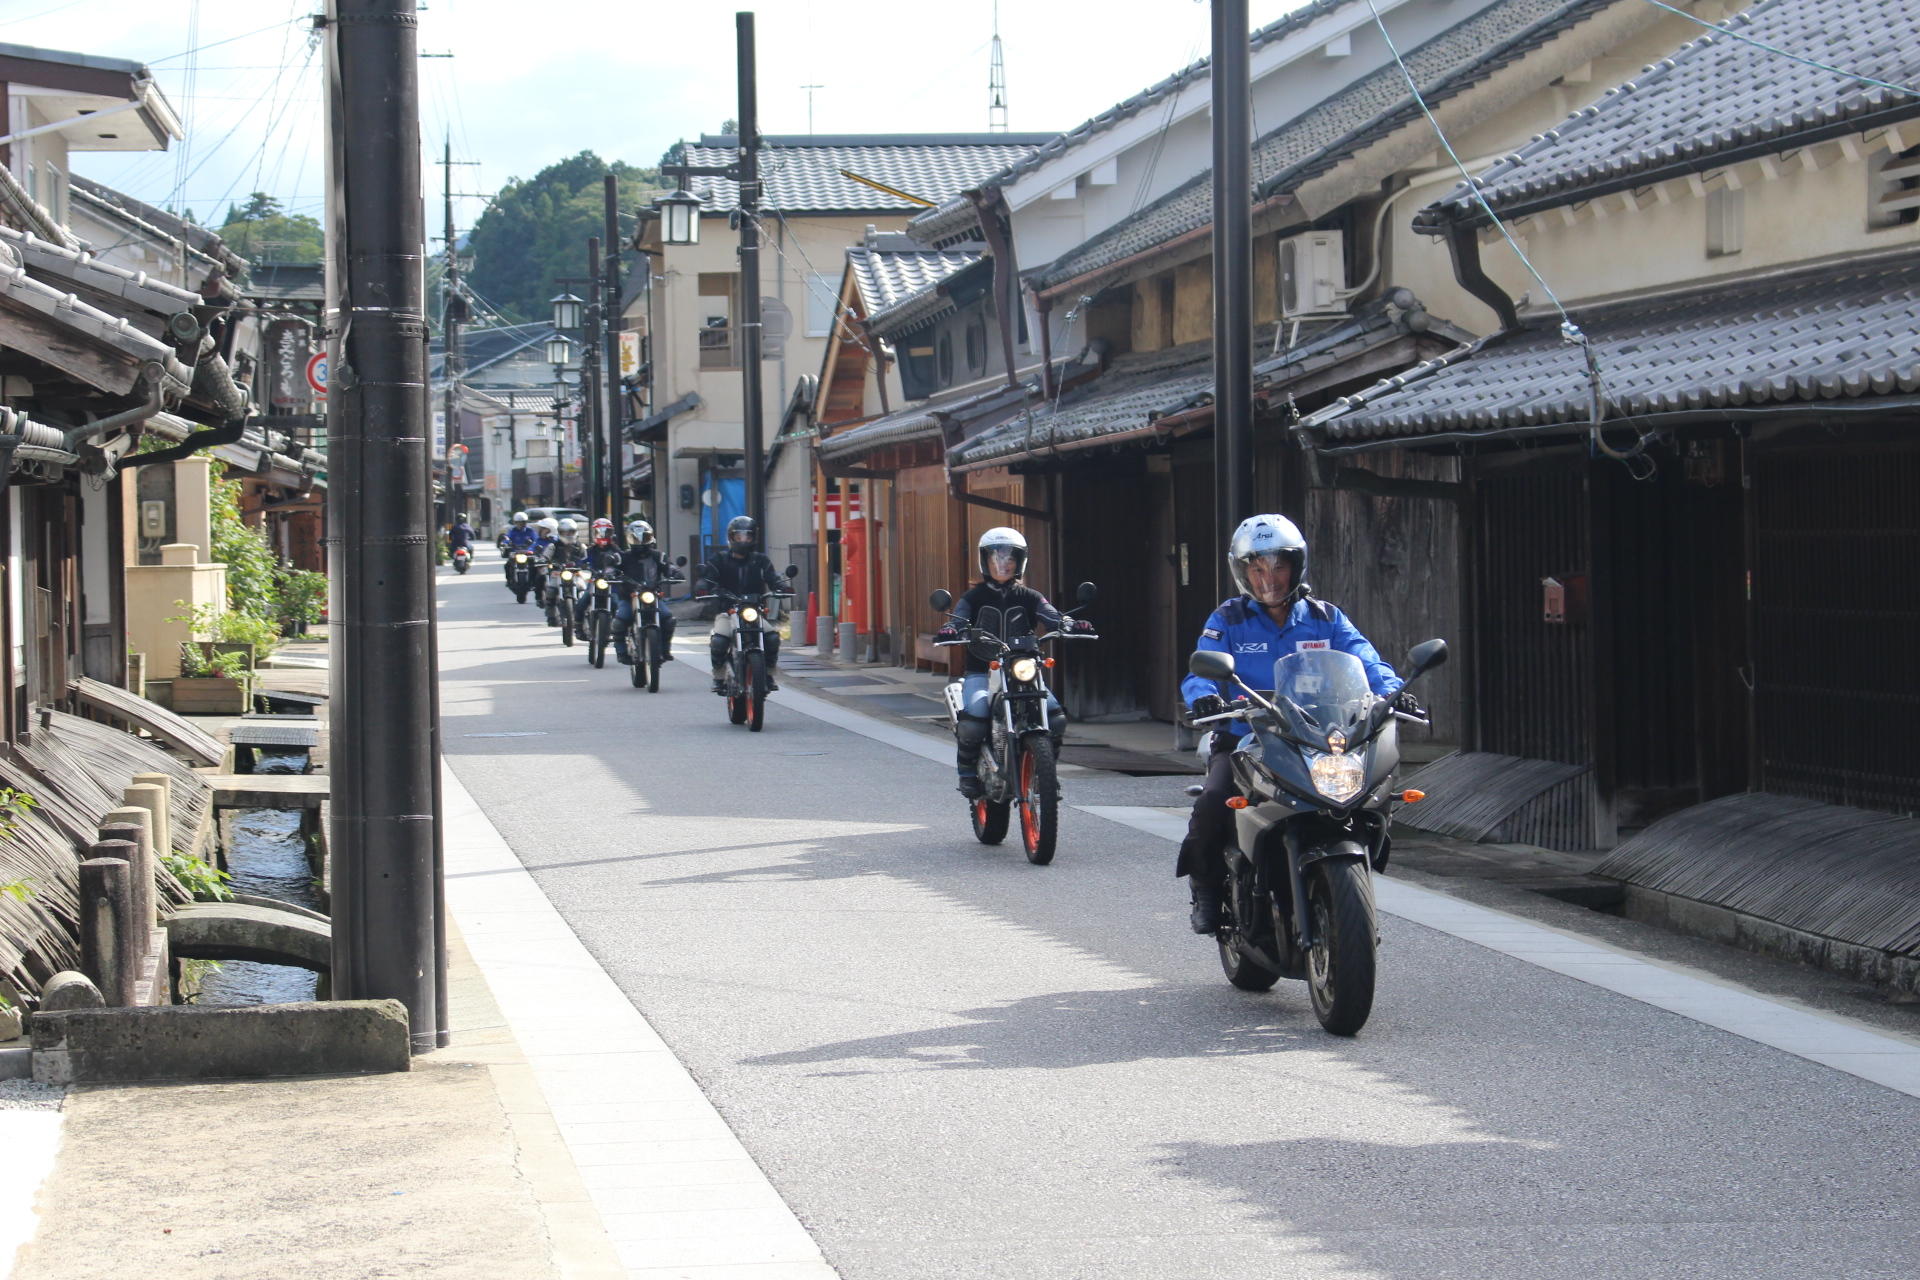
xmin=1189 ymin=877 xmax=1224 ymax=934
xmin=956 ymin=772 xmax=985 ymax=800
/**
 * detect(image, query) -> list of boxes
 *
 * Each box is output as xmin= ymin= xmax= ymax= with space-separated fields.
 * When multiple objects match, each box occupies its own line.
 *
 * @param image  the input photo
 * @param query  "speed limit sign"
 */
xmin=306 ymin=351 xmax=329 ymax=398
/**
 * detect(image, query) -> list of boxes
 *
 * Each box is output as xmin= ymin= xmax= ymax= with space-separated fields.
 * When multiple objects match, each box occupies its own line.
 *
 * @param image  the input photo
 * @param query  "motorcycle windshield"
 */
xmin=1269 ymin=649 xmax=1376 ymax=744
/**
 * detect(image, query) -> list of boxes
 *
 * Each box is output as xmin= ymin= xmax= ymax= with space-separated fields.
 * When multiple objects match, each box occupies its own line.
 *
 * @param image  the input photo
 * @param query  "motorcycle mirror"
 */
xmin=1407 ymin=638 xmax=1449 ymax=677
xmin=675 ymin=555 xmax=688 ymax=566
xmin=785 ymin=565 xmax=800 ymax=579
xmin=1188 ymin=649 xmax=1235 ymax=682
xmin=929 ymin=588 xmax=953 ymax=612
xmin=1075 ymin=581 xmax=1098 ymax=606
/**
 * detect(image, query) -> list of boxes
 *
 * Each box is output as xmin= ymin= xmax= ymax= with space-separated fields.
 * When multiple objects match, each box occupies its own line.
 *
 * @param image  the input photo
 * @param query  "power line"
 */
xmin=1638 ymin=0 xmax=1920 ymax=99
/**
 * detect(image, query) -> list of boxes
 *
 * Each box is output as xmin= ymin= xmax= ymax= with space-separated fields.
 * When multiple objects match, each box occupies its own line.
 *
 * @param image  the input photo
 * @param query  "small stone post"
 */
xmin=79 ymin=855 xmax=137 ymax=1007
xmin=99 ymin=817 xmax=155 ymax=942
xmin=124 ymin=778 xmax=172 ymax=857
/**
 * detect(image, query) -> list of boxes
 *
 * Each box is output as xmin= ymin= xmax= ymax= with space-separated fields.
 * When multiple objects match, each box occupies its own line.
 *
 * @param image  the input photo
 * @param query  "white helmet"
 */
xmin=626 ymin=519 xmax=654 ymax=546
xmin=555 ymin=517 xmax=578 ymax=541
xmin=977 ymin=526 xmax=1027 ymax=581
xmin=537 ymin=516 xmax=559 ymax=535
xmin=511 ymin=511 xmax=529 ymax=524
xmin=1228 ymin=514 xmax=1307 ymax=606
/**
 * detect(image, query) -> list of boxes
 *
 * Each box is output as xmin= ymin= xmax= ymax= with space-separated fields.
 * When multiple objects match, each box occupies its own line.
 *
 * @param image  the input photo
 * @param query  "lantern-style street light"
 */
xmin=545 ymin=331 xmax=575 ymax=369
xmin=550 ymin=291 xmax=584 ymax=332
xmin=652 ymin=187 xmax=703 ymax=246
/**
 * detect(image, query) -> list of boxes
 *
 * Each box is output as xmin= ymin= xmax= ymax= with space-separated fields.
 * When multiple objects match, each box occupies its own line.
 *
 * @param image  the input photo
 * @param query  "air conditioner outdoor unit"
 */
xmin=1278 ymin=230 xmax=1348 ymax=320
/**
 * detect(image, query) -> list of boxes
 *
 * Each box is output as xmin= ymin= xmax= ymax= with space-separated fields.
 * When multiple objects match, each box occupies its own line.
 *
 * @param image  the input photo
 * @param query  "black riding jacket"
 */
xmin=948 ymin=579 xmax=1063 ymax=675
xmin=698 ymin=550 xmax=785 ymax=602
xmin=616 ymin=547 xmax=679 ymax=590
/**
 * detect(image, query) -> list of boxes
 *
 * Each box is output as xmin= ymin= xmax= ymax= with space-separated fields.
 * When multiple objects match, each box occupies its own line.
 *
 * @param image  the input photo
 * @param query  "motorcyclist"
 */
xmin=582 ymin=517 xmax=624 ymax=574
xmin=501 ymin=511 xmax=539 ymax=587
xmin=697 ymin=515 xmax=789 ymax=694
xmin=1177 ymin=514 xmax=1410 ymax=934
xmin=933 ymin=527 xmax=1094 ymax=799
xmin=541 ymin=518 xmax=588 ymax=625
xmin=447 ymin=513 xmax=475 ymax=554
xmin=611 ymin=518 xmax=680 ymax=666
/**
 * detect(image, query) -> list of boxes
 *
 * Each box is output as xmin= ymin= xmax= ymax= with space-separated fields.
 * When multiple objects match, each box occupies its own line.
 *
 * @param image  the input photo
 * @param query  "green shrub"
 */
xmin=177 ymin=643 xmax=250 ymax=681
xmin=273 ymin=568 xmax=328 ymax=627
xmin=169 ymin=600 xmax=280 ymax=662
xmin=209 ymin=463 xmax=279 ymax=619
xmin=163 ymin=852 xmax=233 ymax=902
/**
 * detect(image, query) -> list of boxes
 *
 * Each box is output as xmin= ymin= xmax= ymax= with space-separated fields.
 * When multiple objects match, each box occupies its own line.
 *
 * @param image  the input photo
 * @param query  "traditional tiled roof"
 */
xmin=907 ymin=0 xmax=1360 ymax=244
xmin=664 ymin=134 xmax=1054 ymax=217
xmin=0 ymin=236 xmax=191 ymax=395
xmin=1034 ymin=0 xmax=1616 ymax=290
xmin=1420 ymin=0 xmax=1920 ymax=228
xmin=1299 ymin=252 xmax=1920 ymax=445
xmin=816 ymin=379 xmax=1033 ymax=464
xmin=847 ymin=233 xmax=983 ymax=319
xmin=0 ymin=222 xmax=201 ymax=331
xmin=70 ymin=176 xmax=245 ymax=276
xmin=433 ymin=322 xmax=553 ymax=382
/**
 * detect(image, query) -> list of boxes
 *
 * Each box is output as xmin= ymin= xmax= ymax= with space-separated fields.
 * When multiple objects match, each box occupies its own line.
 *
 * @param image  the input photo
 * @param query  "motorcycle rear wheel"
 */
xmin=1306 ymin=860 xmax=1377 ymax=1036
xmin=746 ymin=651 xmax=768 ymax=732
xmin=1016 ymin=735 xmax=1058 ymax=865
xmin=970 ymin=796 xmax=1010 ymax=844
xmin=1219 ymin=915 xmax=1283 ymax=991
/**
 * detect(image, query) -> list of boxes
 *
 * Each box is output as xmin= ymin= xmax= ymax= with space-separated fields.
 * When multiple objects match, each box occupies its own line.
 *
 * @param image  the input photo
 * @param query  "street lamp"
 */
xmin=545 ymin=331 xmax=575 ymax=369
xmin=550 ymin=291 xmax=585 ymax=332
xmin=653 ymin=187 xmax=703 ymax=246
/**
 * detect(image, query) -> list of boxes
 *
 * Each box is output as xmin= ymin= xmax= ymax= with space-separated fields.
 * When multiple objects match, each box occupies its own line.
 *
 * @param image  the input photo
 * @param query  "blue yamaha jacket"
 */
xmin=1180 ymin=595 xmax=1402 ymax=733
xmin=502 ymin=525 xmax=539 ymax=551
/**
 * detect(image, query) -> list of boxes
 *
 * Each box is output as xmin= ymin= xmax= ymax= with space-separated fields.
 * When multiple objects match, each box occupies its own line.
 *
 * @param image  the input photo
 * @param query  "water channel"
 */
xmin=192 ymin=751 xmax=324 ymax=1006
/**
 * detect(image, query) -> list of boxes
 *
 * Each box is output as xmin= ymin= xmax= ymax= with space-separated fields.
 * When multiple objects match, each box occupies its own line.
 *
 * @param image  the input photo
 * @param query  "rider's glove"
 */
xmin=1069 ymin=618 xmax=1097 ymax=634
xmin=934 ymin=624 xmax=960 ymax=644
xmin=1392 ymin=690 xmax=1424 ymax=717
xmin=1190 ymin=694 xmax=1228 ymax=721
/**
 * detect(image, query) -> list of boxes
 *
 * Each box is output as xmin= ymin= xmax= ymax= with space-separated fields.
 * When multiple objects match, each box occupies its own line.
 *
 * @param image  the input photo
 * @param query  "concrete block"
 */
xmin=0 ymin=1044 xmax=28 ymax=1080
xmin=40 ymin=970 xmax=105 ymax=1011
xmin=31 ymin=999 xmax=411 ymax=1084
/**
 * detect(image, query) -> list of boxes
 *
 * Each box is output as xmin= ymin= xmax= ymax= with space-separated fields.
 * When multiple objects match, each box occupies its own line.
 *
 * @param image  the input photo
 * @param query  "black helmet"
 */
xmin=725 ymin=515 xmax=757 ymax=553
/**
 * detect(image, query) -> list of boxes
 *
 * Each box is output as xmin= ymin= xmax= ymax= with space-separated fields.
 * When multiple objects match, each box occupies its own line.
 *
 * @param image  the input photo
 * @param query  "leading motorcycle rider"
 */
xmin=1177 ymin=514 xmax=1413 ymax=934
xmin=541 ymin=517 xmax=589 ymax=625
xmin=500 ymin=511 xmax=538 ymax=588
xmin=697 ymin=515 xmax=788 ymax=694
xmin=933 ymin=527 xmax=1094 ymax=799
xmin=611 ymin=518 xmax=680 ymax=666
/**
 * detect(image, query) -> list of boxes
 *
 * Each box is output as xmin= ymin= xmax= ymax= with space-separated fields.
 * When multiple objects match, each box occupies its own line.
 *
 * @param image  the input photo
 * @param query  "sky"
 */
xmin=0 ymin=0 xmax=1312 ymax=238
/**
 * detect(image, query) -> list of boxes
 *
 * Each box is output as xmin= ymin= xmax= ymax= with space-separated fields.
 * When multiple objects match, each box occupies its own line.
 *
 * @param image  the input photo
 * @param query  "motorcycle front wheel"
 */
xmin=646 ymin=628 xmax=662 ymax=693
xmin=726 ymin=659 xmax=748 ymax=724
xmin=630 ymin=629 xmax=649 ymax=688
xmin=746 ymin=650 xmax=768 ymax=732
xmin=1016 ymin=734 xmax=1058 ymax=865
xmin=561 ymin=603 xmax=575 ymax=647
xmin=589 ymin=613 xmax=608 ymax=667
xmin=1306 ymin=859 xmax=1377 ymax=1036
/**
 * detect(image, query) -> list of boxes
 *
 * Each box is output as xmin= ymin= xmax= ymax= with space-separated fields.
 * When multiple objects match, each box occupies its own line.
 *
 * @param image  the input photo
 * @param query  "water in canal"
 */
xmin=192 ymin=751 xmax=324 ymax=1006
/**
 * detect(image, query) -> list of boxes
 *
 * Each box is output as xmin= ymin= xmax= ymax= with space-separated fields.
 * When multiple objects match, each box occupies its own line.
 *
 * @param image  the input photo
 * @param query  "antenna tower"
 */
xmin=988 ymin=1 xmax=1008 ymax=132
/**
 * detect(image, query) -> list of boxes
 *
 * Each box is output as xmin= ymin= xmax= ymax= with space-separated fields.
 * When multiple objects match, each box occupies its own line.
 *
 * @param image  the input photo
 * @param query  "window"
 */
xmin=936 ymin=333 xmax=953 ymax=386
xmin=697 ymin=272 xmax=738 ymax=369
xmin=804 ymin=272 xmax=838 ymax=337
xmin=964 ymin=319 xmax=986 ymax=372
xmin=1705 ymin=186 xmax=1743 ymax=257
xmin=1869 ymin=143 xmax=1920 ymax=230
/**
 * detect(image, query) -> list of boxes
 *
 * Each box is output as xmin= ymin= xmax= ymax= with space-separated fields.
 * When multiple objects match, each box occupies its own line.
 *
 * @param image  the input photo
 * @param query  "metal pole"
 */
xmin=323 ymin=0 xmax=441 ymax=1052
xmin=603 ymin=174 xmax=624 ymax=526
xmin=584 ymin=236 xmax=602 ymax=515
xmin=1211 ymin=0 xmax=1254 ymax=594
xmin=441 ymin=135 xmax=461 ymax=532
xmin=737 ymin=11 xmax=765 ymax=532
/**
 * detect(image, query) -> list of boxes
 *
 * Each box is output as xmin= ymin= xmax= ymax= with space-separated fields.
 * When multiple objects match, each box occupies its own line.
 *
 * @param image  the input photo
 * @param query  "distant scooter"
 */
xmin=451 ymin=545 xmax=472 ymax=575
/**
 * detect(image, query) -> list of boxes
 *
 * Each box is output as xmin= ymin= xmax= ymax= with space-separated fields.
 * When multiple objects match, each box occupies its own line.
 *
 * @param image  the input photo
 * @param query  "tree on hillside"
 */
xmin=216 ymin=190 xmax=323 ymax=265
xmin=465 ymin=152 xmax=658 ymax=324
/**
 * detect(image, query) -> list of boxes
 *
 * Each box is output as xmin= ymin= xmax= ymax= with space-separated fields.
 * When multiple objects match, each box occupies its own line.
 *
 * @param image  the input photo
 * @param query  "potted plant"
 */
xmin=273 ymin=569 xmax=327 ymax=638
xmin=172 ymin=642 xmax=253 ymax=714
xmin=169 ymin=601 xmax=281 ymax=668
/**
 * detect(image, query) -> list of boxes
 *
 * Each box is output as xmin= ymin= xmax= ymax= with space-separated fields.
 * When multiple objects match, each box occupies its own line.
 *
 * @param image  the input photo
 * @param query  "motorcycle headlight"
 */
xmin=561 ymin=570 xmax=574 ymax=581
xmin=639 ymin=591 xmax=656 ymax=605
xmin=1009 ymin=657 xmax=1039 ymax=683
xmin=1307 ymin=751 xmax=1366 ymax=804
xmin=595 ymin=578 xmax=608 ymax=590
xmin=514 ymin=553 xmax=528 ymax=563
xmin=740 ymin=606 xmax=760 ymax=623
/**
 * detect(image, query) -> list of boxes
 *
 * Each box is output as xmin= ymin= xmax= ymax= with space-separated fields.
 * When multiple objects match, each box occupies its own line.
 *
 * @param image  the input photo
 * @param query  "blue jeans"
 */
xmin=956 ymin=673 xmax=1064 ymax=775
xmin=613 ymin=597 xmax=676 ymax=656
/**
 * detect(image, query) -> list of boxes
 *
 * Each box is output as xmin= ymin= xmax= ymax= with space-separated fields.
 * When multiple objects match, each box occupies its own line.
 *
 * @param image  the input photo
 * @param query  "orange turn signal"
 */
xmin=988 ymin=660 xmax=1001 ymax=670
xmin=1043 ymin=657 xmax=1055 ymax=668
xmin=1400 ymin=789 xmax=1425 ymax=804
xmin=1226 ymin=796 xmax=1249 ymax=809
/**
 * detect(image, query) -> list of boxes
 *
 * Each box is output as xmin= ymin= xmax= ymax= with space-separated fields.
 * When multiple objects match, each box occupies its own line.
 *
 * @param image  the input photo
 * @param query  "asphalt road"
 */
xmin=439 ymin=551 xmax=1920 ymax=1280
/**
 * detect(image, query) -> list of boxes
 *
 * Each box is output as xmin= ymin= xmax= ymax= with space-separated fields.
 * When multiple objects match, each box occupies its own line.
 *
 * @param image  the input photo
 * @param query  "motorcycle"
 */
xmin=582 ymin=570 xmax=616 ymax=668
xmin=506 ymin=550 xmax=537 ymax=603
xmin=627 ymin=556 xmax=689 ymax=693
xmin=1185 ymin=638 xmax=1447 ymax=1036
xmin=699 ymin=565 xmax=798 ymax=732
xmin=451 ymin=545 xmax=471 ymax=575
xmin=929 ymin=582 xmax=1098 ymax=866
xmin=547 ymin=565 xmax=586 ymax=645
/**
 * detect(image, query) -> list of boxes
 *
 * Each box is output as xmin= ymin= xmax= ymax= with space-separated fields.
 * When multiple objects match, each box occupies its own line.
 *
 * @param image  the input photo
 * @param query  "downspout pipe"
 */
xmin=126 ymin=353 xmax=252 ymax=467
xmin=61 ymin=362 xmax=171 ymax=455
xmin=1443 ymin=223 xmax=1519 ymax=332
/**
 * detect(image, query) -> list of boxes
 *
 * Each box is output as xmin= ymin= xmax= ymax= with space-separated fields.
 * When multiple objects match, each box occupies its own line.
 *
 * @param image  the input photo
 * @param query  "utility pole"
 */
xmin=602 ymin=174 xmax=623 ymax=525
xmin=436 ymin=136 xmax=478 ymax=523
xmin=584 ymin=236 xmax=602 ymax=516
xmin=1211 ymin=0 xmax=1253 ymax=596
xmin=737 ymin=11 xmax=765 ymax=533
xmin=322 ymin=0 xmax=443 ymax=1052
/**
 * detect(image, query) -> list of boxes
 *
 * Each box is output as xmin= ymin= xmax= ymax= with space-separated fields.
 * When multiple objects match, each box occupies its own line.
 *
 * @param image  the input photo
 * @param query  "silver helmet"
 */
xmin=626 ymin=518 xmax=654 ymax=546
xmin=977 ymin=526 xmax=1028 ymax=580
xmin=1227 ymin=514 xmax=1307 ymax=606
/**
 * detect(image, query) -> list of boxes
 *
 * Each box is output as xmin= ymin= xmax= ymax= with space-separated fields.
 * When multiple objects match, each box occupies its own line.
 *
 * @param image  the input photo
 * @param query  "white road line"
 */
xmin=0 ymin=1109 xmax=63 ymax=1280
xmin=441 ymin=764 xmax=839 ymax=1280
xmin=1078 ymin=803 xmax=1920 ymax=1100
